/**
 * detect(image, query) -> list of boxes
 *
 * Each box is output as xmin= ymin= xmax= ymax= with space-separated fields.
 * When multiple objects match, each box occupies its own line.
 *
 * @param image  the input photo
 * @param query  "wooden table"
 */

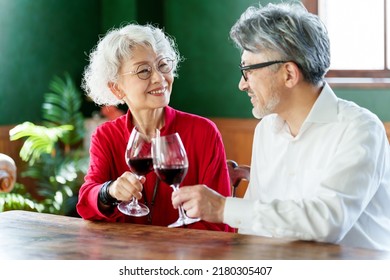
xmin=1 ymin=210 xmax=389 ymax=260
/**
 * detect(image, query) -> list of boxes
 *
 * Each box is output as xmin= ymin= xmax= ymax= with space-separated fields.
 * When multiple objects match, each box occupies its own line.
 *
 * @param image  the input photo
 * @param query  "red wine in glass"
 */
xmin=117 ymin=127 xmax=152 ymax=217
xmin=154 ymin=166 xmax=188 ymax=186
xmin=128 ymin=158 xmax=154 ymax=176
xmin=152 ymin=133 xmax=200 ymax=227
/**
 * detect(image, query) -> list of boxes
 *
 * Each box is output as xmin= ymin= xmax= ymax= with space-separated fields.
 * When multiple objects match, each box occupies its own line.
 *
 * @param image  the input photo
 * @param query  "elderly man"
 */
xmin=172 ymin=2 xmax=390 ymax=251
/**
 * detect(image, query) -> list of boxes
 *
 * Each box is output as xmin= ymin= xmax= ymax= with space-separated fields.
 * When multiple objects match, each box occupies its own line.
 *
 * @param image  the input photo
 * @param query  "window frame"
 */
xmin=302 ymin=0 xmax=390 ymax=88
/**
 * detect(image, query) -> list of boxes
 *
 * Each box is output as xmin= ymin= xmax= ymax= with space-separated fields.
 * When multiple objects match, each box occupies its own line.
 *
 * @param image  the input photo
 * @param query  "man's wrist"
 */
xmin=218 ymin=196 xmax=226 ymax=223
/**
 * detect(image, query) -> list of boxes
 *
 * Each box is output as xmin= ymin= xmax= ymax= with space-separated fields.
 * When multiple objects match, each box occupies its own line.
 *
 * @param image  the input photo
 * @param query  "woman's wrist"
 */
xmin=98 ymin=181 xmax=119 ymax=206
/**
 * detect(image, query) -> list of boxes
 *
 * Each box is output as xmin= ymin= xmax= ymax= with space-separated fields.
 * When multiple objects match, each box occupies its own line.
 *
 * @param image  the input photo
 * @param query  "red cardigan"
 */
xmin=77 ymin=106 xmax=233 ymax=232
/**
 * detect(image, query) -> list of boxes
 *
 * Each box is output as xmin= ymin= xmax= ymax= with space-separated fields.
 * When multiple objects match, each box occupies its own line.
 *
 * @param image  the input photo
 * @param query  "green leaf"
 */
xmin=6 ymin=73 xmax=89 ymax=216
xmin=0 ymin=192 xmax=45 ymax=212
xmin=42 ymin=73 xmax=85 ymax=145
xmin=9 ymin=122 xmax=73 ymax=164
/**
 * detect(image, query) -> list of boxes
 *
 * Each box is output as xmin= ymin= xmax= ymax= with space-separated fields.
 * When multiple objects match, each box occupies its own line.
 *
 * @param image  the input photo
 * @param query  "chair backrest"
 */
xmin=227 ymin=159 xmax=250 ymax=197
xmin=0 ymin=153 xmax=17 ymax=193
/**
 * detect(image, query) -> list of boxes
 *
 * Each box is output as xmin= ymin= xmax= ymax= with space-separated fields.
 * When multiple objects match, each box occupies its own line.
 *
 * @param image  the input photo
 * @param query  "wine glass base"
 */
xmin=117 ymin=202 xmax=150 ymax=217
xmin=168 ymin=217 xmax=201 ymax=228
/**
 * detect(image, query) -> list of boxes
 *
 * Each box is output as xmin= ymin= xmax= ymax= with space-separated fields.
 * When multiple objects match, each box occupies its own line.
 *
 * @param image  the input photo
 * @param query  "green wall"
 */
xmin=335 ymin=88 xmax=390 ymax=121
xmin=164 ymin=0 xmax=390 ymax=121
xmin=0 ymin=0 xmax=101 ymax=125
xmin=101 ymin=0 xmax=137 ymax=32
xmin=164 ymin=0 xmax=257 ymax=118
xmin=1 ymin=0 xmax=389 ymax=127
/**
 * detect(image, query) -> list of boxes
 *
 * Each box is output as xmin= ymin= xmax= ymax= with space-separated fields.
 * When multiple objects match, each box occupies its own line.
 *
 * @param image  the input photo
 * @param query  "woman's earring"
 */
xmin=108 ymin=82 xmax=122 ymax=98
xmin=115 ymin=86 xmax=123 ymax=99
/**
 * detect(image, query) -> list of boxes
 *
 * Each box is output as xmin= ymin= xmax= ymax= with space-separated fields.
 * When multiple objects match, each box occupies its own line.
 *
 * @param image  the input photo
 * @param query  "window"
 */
xmin=302 ymin=0 xmax=390 ymax=87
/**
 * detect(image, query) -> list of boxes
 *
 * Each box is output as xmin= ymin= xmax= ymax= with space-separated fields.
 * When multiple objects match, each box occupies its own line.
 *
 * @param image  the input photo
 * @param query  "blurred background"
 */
xmin=0 ymin=0 xmax=255 ymax=125
xmin=1 ymin=0 xmax=389 ymax=125
xmin=1 ymin=0 xmax=389 ymax=213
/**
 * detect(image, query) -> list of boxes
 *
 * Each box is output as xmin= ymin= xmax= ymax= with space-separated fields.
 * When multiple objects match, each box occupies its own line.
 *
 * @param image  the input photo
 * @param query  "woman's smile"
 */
xmin=148 ymin=86 xmax=167 ymax=96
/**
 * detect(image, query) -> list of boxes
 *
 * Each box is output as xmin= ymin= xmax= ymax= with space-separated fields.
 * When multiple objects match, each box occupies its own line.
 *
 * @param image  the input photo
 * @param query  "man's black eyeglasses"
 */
xmin=239 ymin=60 xmax=287 ymax=81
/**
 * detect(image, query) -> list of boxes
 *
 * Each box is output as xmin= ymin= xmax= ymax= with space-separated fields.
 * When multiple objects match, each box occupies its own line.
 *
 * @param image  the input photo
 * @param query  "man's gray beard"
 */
xmin=252 ymin=95 xmax=280 ymax=119
xmin=252 ymin=107 xmax=262 ymax=119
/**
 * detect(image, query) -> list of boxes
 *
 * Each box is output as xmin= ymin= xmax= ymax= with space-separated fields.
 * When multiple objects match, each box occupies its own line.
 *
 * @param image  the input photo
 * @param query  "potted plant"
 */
xmin=1 ymin=73 xmax=89 ymax=216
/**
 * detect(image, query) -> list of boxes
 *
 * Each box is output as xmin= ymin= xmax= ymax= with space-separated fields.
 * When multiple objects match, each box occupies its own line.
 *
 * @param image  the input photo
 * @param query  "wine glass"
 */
xmin=152 ymin=132 xmax=200 ymax=227
xmin=117 ymin=127 xmax=153 ymax=217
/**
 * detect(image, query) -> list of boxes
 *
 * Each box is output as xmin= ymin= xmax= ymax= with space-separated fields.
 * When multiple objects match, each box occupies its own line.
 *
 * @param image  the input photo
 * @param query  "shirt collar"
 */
xmin=304 ymin=82 xmax=339 ymax=124
xmin=271 ymin=82 xmax=339 ymax=136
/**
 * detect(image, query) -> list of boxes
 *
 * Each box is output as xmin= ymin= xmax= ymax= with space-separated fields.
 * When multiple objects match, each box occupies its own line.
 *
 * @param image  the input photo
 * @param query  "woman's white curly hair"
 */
xmin=82 ymin=23 xmax=182 ymax=106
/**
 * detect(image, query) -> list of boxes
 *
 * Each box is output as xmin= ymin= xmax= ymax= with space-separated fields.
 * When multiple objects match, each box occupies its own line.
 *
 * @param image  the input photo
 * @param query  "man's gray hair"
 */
xmin=230 ymin=1 xmax=330 ymax=85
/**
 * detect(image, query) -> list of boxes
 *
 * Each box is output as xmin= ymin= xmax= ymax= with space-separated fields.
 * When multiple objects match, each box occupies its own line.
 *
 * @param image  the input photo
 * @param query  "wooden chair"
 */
xmin=0 ymin=153 xmax=17 ymax=193
xmin=227 ymin=159 xmax=250 ymax=198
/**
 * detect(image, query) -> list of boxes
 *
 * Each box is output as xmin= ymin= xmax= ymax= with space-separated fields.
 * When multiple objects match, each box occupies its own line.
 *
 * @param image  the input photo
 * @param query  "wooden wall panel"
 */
xmin=210 ymin=118 xmax=258 ymax=166
xmin=0 ymin=125 xmax=23 ymax=170
xmin=210 ymin=118 xmax=258 ymax=198
xmin=1 ymin=120 xmax=390 ymax=199
xmin=384 ymin=122 xmax=390 ymax=144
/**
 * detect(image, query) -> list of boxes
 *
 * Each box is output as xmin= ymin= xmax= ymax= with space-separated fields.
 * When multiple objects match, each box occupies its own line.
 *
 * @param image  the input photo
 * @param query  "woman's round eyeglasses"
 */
xmin=122 ymin=57 xmax=174 ymax=80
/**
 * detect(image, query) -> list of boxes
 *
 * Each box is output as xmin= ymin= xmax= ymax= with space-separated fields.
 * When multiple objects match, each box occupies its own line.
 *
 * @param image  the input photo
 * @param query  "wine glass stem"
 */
xmin=172 ymin=184 xmax=187 ymax=220
xmin=129 ymin=197 xmax=140 ymax=208
xmin=130 ymin=174 xmax=143 ymax=207
xmin=178 ymin=205 xmax=187 ymax=220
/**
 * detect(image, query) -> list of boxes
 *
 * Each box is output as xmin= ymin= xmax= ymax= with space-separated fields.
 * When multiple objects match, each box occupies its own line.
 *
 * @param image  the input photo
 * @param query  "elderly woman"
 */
xmin=76 ymin=24 xmax=232 ymax=232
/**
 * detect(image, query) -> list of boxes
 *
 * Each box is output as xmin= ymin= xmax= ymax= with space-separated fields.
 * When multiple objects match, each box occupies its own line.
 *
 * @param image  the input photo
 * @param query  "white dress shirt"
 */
xmin=224 ymin=83 xmax=390 ymax=251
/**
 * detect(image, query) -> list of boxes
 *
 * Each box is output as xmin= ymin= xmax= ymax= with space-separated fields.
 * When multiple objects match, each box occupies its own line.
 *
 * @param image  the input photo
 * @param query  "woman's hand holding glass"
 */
xmin=117 ymin=127 xmax=153 ymax=216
